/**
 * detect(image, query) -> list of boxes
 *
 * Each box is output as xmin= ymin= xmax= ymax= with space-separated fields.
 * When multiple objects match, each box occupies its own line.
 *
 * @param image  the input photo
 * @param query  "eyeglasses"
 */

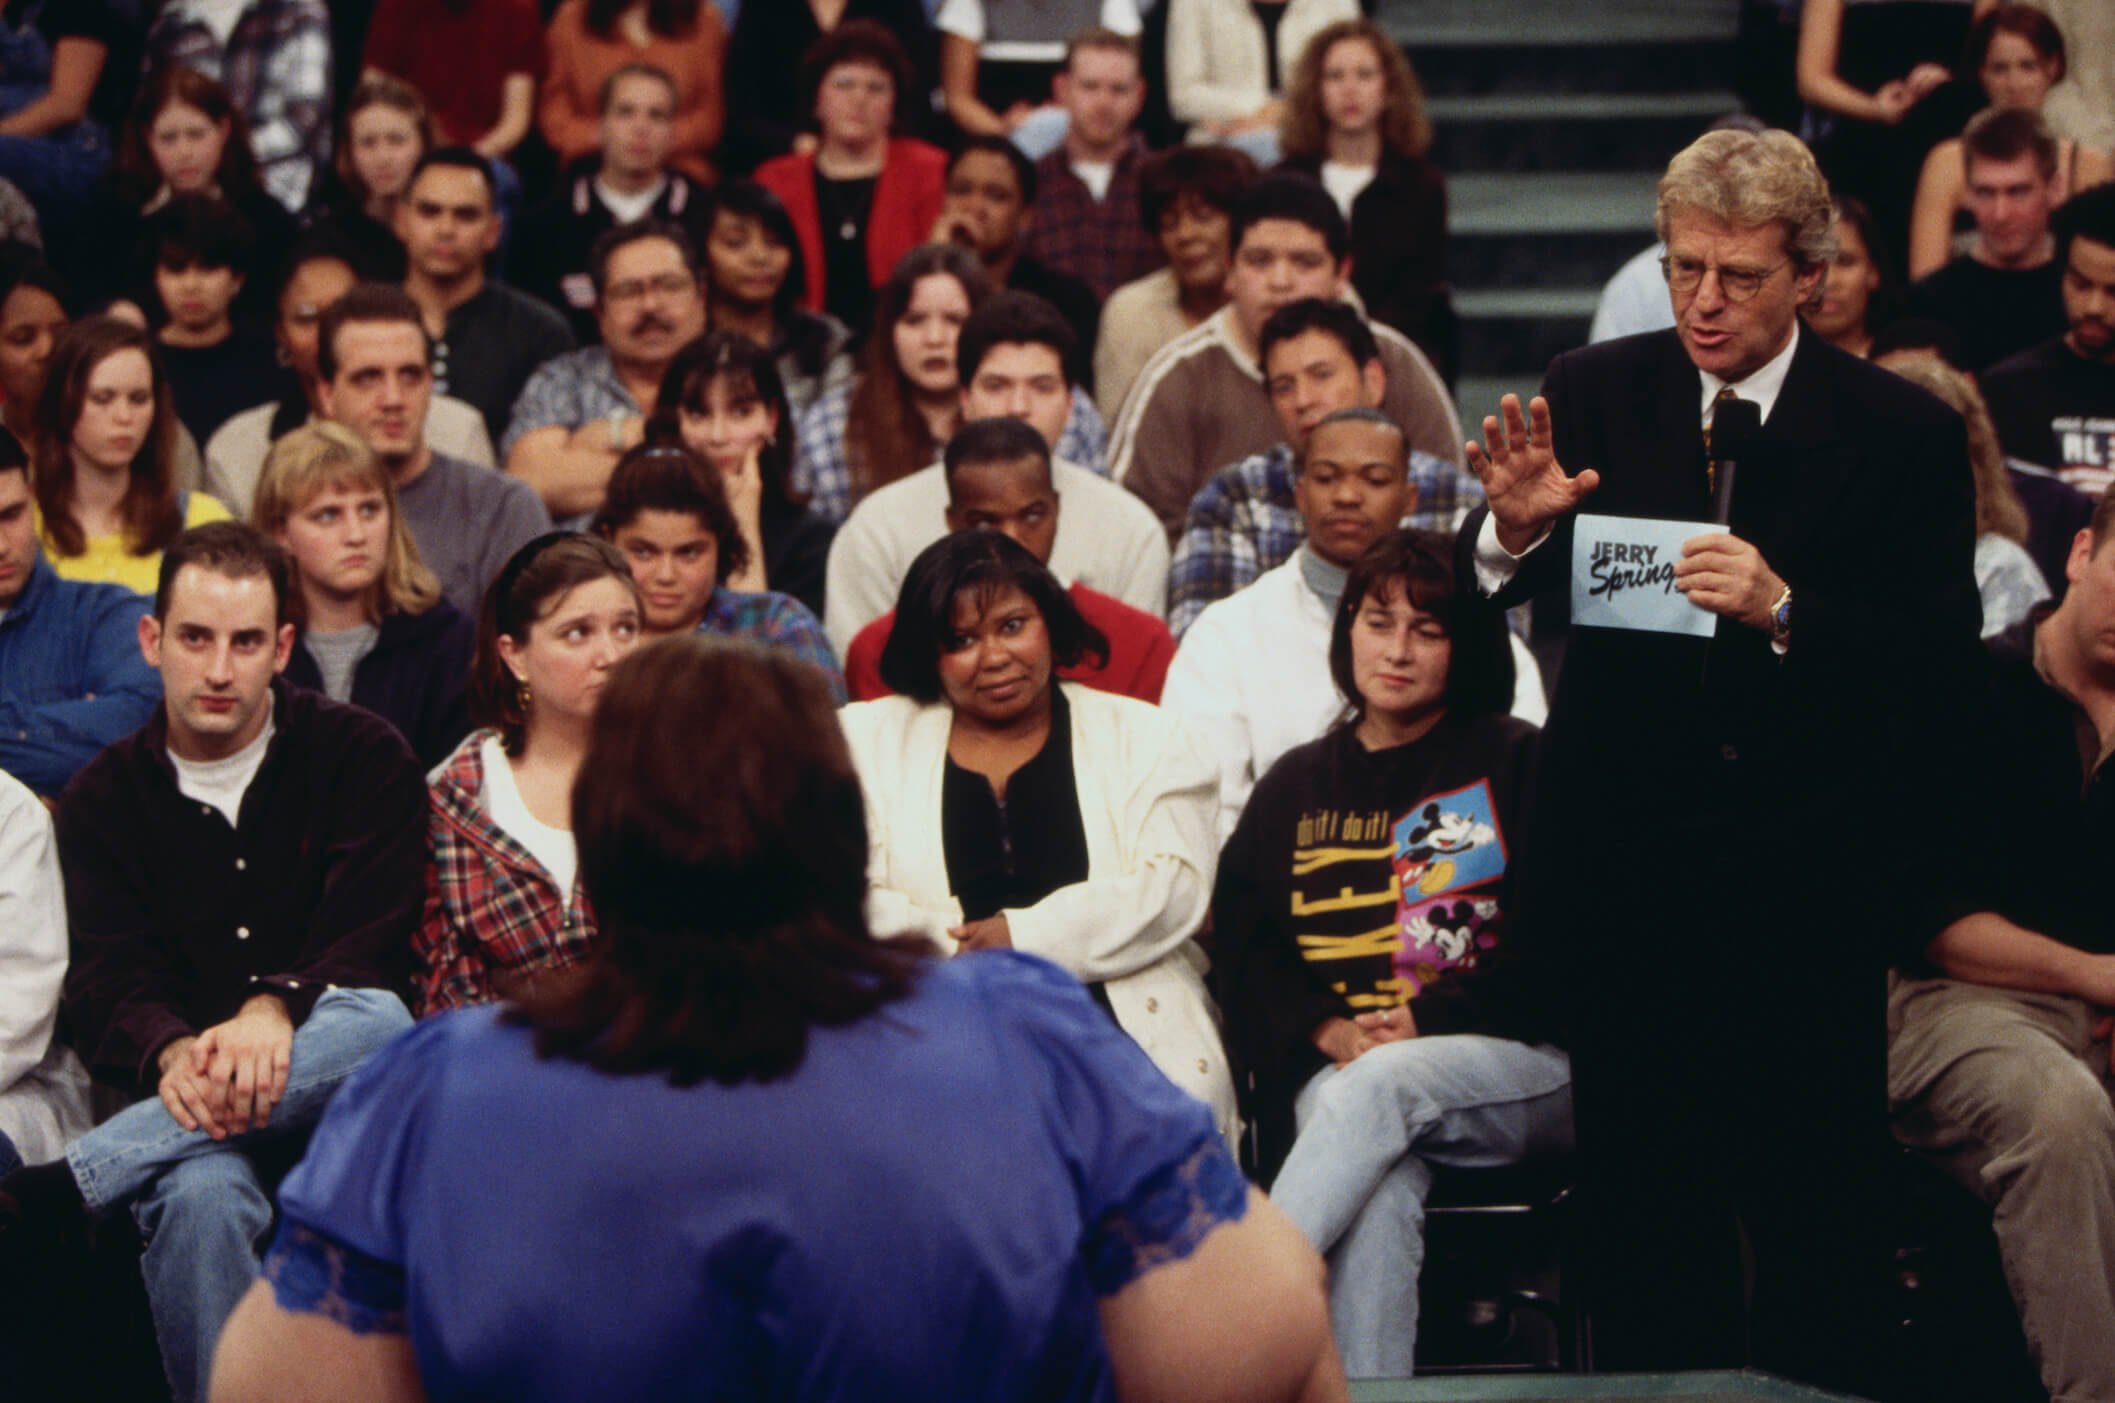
xmin=1659 ymin=255 xmax=1788 ymax=303
xmin=604 ymin=273 xmax=697 ymax=305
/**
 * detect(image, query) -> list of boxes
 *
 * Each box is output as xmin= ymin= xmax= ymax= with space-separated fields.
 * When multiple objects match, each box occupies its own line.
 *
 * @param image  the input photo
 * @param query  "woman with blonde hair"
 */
xmin=32 ymin=314 xmax=228 ymax=593
xmin=1880 ymin=350 xmax=2049 ymax=634
xmin=1279 ymin=18 xmax=1452 ymax=378
xmin=252 ymin=421 xmax=474 ymax=764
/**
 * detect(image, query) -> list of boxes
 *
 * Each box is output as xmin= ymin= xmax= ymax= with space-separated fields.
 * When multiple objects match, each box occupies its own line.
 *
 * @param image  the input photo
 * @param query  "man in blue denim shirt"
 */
xmin=0 ymin=451 xmax=159 ymax=797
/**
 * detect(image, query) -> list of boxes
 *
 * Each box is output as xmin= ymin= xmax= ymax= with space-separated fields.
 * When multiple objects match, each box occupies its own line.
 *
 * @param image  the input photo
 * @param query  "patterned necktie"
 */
xmin=1703 ymin=385 xmax=1740 ymax=496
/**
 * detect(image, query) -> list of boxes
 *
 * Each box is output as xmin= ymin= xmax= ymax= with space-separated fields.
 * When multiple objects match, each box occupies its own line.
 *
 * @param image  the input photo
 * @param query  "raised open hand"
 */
xmin=1463 ymin=394 xmax=1600 ymax=553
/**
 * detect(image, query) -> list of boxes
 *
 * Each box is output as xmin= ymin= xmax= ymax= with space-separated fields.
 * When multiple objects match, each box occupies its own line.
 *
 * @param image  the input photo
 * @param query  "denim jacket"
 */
xmin=0 ymin=556 xmax=159 ymax=796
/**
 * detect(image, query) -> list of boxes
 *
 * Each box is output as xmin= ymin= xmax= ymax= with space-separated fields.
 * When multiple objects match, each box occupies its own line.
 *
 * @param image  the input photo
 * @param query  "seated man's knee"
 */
xmin=313 ymin=988 xmax=413 ymax=1043
xmin=137 ymin=1153 xmax=270 ymax=1239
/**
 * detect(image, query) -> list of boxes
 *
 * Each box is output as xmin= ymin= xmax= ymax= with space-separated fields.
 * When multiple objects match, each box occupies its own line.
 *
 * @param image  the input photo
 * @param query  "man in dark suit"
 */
xmin=1457 ymin=129 xmax=1982 ymax=1393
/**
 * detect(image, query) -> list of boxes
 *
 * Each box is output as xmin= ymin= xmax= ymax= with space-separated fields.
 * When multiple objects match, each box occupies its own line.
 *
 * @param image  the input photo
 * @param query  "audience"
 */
xmin=504 ymin=219 xmax=708 ymax=521
xmin=252 ymin=421 xmax=475 ymax=766
xmin=143 ymin=0 xmax=334 ymax=213
xmin=824 ymin=288 xmax=1165 ymax=651
xmin=793 ymin=241 xmax=992 ymax=524
xmin=0 ymin=434 xmax=160 ymax=796
xmin=723 ymin=0 xmax=936 ymax=173
xmin=539 ymin=0 xmax=726 ymax=186
xmin=1805 ymin=195 xmax=1892 ymax=359
xmin=591 ymin=441 xmax=841 ymax=700
xmin=10 ymin=521 xmax=422 ymax=1403
xmin=1215 ymin=527 xmax=1570 ymax=1379
xmin=205 ymin=635 xmax=1338 ymax=1403
xmin=144 ymin=194 xmax=278 ymax=450
xmin=1110 ymin=172 xmax=1462 ymax=541
xmin=1166 ymin=408 xmax=1540 ymax=842
xmin=317 ymin=284 xmax=551 ymax=619
xmin=304 ymin=74 xmax=427 ymax=280
xmin=1885 ymin=483 xmax=2115 ymax=1403
xmin=1170 ymin=298 xmax=1481 ymax=638
xmin=75 ymin=66 xmax=296 ymax=322
xmin=1095 ymin=144 xmax=1256 ymax=421
xmin=696 ymin=179 xmax=855 ymax=419
xmin=934 ymin=134 xmax=1101 ymax=389
xmin=842 ymin=528 xmax=1238 ymax=1143
xmin=756 ymin=21 xmax=947 ymax=341
xmin=1278 ymin=19 xmax=1454 ymax=383
xmin=1878 ymin=352 xmax=2049 ymax=637
xmin=361 ymin=0 xmax=541 ymax=169
xmin=396 ymin=149 xmax=575 ymax=446
xmin=1165 ymin=0 xmax=1358 ymax=167
xmin=653 ymin=331 xmax=836 ymax=617
xmin=516 ymin=63 xmax=713 ymax=346
xmin=1980 ymin=179 xmax=2115 ymax=588
xmin=1020 ymin=28 xmax=1161 ymax=303
xmin=417 ymin=532 xmax=638 ymax=1015
xmin=32 ymin=315 xmax=230 ymax=593
xmin=1908 ymin=5 xmax=2110 ymax=282
xmin=1902 ymin=107 xmax=2070 ymax=372
xmin=0 ymin=246 xmax=69 ymax=456
xmin=938 ymin=0 xmax=1134 ymax=156
xmin=844 ymin=416 xmax=1173 ymax=702
xmin=204 ymin=240 xmax=495 ymax=517
xmin=0 ymin=766 xmax=89 ymax=1172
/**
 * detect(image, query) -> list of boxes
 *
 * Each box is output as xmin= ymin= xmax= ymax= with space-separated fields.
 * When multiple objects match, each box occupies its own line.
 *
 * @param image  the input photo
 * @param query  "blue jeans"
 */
xmin=64 ymin=988 xmax=413 ymax=1403
xmin=0 ymin=1127 xmax=19 ymax=1175
xmin=1270 ymin=1035 xmax=1573 ymax=1379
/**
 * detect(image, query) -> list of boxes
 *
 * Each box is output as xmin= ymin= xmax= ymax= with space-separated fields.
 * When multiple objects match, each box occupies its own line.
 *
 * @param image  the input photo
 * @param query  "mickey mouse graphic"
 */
xmin=1398 ymin=801 xmax=1498 ymax=897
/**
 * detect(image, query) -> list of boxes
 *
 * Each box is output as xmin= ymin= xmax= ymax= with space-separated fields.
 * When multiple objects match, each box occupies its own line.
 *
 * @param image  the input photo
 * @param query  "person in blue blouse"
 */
xmin=592 ymin=440 xmax=846 ymax=704
xmin=205 ymin=636 xmax=1346 ymax=1403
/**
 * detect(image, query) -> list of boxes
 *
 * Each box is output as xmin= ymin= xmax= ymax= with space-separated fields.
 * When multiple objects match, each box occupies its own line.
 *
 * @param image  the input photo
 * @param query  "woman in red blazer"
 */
xmin=754 ymin=21 xmax=946 ymax=344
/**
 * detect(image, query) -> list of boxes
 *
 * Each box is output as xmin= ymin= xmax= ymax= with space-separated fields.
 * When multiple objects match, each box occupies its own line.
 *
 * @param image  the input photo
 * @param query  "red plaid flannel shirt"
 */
xmin=417 ymin=731 xmax=598 ymax=1016
xmin=1023 ymin=135 xmax=1164 ymax=301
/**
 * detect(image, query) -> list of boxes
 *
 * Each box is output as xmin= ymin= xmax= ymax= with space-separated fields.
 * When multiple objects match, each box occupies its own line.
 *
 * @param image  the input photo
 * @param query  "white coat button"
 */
xmin=1145 ymin=997 xmax=1159 ymax=1013
xmin=1197 ymin=1059 xmax=1209 ymax=1074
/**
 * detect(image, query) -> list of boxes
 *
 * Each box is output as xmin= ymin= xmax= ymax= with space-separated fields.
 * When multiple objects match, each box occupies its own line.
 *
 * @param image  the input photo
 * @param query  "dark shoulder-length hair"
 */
xmin=116 ymin=66 xmax=264 ymax=202
xmin=878 ymin=530 xmax=1109 ymax=703
xmin=510 ymin=636 xmax=926 ymax=1085
xmin=584 ymin=0 xmax=701 ymax=38
xmin=799 ymin=19 xmax=916 ymax=135
xmin=1328 ymin=529 xmax=1515 ymax=725
xmin=594 ymin=441 xmax=751 ymax=581
xmin=33 ymin=316 xmax=184 ymax=559
xmin=1281 ymin=19 xmax=1433 ymax=164
xmin=471 ymin=532 xmax=642 ymax=756
xmin=845 ymin=243 xmax=991 ymax=499
xmin=652 ymin=331 xmax=805 ymax=510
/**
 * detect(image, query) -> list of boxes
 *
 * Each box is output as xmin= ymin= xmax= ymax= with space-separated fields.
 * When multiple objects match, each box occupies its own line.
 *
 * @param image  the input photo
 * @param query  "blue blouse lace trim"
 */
xmin=261 ymin=1219 xmax=409 ymax=1336
xmin=1084 ymin=1132 xmax=1249 ymax=1296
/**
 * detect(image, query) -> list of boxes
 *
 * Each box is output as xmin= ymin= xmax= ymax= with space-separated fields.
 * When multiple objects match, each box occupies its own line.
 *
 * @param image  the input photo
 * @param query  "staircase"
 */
xmin=1380 ymin=0 xmax=1745 ymax=431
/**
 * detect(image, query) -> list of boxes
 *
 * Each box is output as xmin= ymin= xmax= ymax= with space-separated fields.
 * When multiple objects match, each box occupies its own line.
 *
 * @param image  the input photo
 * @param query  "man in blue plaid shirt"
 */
xmin=1167 ymin=299 xmax=1479 ymax=637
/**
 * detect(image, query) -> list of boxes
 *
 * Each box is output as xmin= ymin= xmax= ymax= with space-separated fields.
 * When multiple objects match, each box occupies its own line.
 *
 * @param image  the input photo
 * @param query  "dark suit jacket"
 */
xmin=1458 ymin=328 xmax=1981 ymax=988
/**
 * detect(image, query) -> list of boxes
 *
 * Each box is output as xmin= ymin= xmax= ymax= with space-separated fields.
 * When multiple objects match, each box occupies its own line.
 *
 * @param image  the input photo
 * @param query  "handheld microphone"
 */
xmin=1709 ymin=397 xmax=1761 ymax=526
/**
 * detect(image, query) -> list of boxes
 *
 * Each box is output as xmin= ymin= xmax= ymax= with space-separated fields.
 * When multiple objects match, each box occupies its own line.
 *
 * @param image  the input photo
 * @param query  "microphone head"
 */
xmin=1711 ymin=397 xmax=1762 ymax=459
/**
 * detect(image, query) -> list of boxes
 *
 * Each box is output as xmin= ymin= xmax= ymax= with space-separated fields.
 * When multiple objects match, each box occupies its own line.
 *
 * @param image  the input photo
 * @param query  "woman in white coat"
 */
xmin=839 ymin=529 xmax=1238 ymax=1142
xmin=1164 ymin=0 xmax=1360 ymax=166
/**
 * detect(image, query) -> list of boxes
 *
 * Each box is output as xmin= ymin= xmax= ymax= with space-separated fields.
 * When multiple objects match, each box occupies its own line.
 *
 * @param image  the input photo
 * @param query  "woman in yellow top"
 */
xmin=32 ymin=316 xmax=227 ymax=594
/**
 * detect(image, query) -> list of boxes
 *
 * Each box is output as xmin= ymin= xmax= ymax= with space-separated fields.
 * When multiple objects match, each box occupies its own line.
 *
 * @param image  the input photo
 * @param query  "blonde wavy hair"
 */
xmin=251 ymin=421 xmax=441 ymax=626
xmin=1655 ymin=128 xmax=1837 ymax=271
xmin=1280 ymin=19 xmax=1432 ymax=164
xmin=1880 ymin=352 xmax=2030 ymax=544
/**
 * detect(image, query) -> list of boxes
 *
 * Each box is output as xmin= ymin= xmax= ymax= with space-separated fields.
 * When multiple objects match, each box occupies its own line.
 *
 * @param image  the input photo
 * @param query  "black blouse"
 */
xmin=941 ymin=687 xmax=1089 ymax=923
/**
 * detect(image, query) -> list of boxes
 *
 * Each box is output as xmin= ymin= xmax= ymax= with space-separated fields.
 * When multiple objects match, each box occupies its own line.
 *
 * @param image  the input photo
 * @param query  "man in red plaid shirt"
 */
xmin=1021 ymin=28 xmax=1164 ymax=302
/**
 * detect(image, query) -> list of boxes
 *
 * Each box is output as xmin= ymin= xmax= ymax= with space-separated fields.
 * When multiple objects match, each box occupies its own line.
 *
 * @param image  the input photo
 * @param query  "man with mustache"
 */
xmin=503 ymin=220 xmax=709 ymax=522
xmin=1980 ymin=181 xmax=2115 ymax=593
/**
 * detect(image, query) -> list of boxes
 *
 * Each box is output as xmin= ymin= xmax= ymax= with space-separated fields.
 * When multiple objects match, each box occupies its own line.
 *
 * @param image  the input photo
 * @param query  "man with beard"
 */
xmin=503 ymin=221 xmax=709 ymax=522
xmin=1980 ymin=181 xmax=2115 ymax=591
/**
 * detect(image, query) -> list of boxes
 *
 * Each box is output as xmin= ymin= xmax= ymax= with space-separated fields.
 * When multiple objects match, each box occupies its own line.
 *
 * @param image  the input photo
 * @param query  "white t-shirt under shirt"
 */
xmin=1319 ymin=161 xmax=1375 ymax=219
xmin=1070 ymin=158 xmax=1116 ymax=201
xmin=479 ymin=735 xmax=578 ymax=898
xmin=169 ymin=699 xmax=276 ymax=827
xmin=595 ymin=176 xmax=666 ymax=227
